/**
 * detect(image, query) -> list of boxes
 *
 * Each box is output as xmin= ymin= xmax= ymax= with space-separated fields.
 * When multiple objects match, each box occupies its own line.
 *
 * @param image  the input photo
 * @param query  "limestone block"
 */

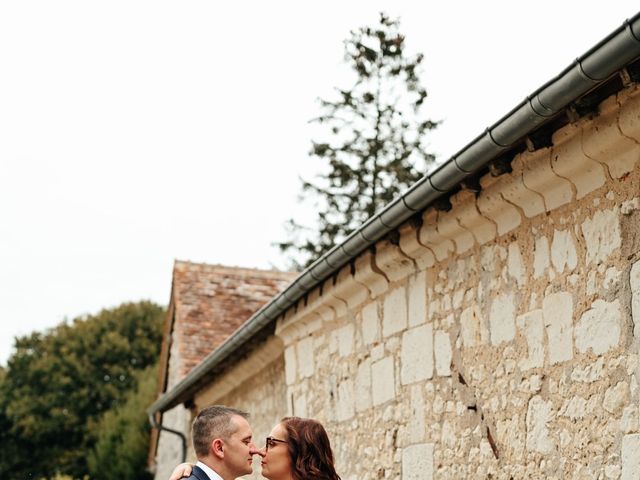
xmin=284 ymin=345 xmax=297 ymax=385
xmin=550 ymin=229 xmax=578 ymax=274
xmin=408 ymin=385 xmax=426 ymax=443
xmin=581 ymin=208 xmax=621 ymax=266
xmin=496 ymin=414 xmax=525 ymax=459
xmin=460 ymin=304 xmax=487 ymax=347
xmin=337 ymin=324 xmax=354 ymax=357
xmin=371 ymin=356 xmax=396 ymax=406
xmin=517 ymin=309 xmax=544 ymax=370
xmin=480 ymin=244 xmax=507 ymax=282
xmin=606 ymin=465 xmax=622 ymax=480
xmin=451 ymin=189 xmax=496 ymax=245
xmin=434 ymin=330 xmax=452 ymax=376
xmin=575 ymin=299 xmax=621 ymax=355
xmin=603 ymin=381 xmax=630 ymax=415
xmin=452 ymin=289 xmax=464 ymax=309
xmin=408 ymin=271 xmax=427 ymax=327
xmin=583 ymin=99 xmax=639 ymax=179
xmin=419 ymin=209 xmax=455 ymax=262
xmin=328 ymin=330 xmax=338 ymax=354
xmin=440 ymin=419 xmax=456 ymax=448
xmin=354 ymin=250 xmax=389 ymax=299
xmin=355 ymin=358 xmax=372 ymax=412
xmin=533 ymin=236 xmax=550 ymax=279
xmin=551 ymin=124 xmax=606 ymax=199
xmin=336 ymin=378 xmax=355 ymax=421
xmin=543 ymin=292 xmax=573 ymax=365
xmin=370 ymin=344 xmax=384 ymax=361
xmin=402 ymin=443 xmax=434 ymax=480
xmin=374 ymin=239 xmax=416 ymax=283
xmin=489 ymin=292 xmax=516 ymax=345
xmin=296 ymin=336 xmax=315 ymax=378
xmin=631 ymin=261 xmax=640 ymax=338
xmin=382 ymin=286 xmax=408 ymax=338
xmin=501 ymin=154 xmax=546 ymax=217
xmin=447 ymin=256 xmax=476 ymax=290
xmin=526 ymin=395 xmax=555 ymax=454
xmin=604 ymin=266 xmax=621 ymax=290
xmin=477 ymin=174 xmax=522 ymax=236
xmin=508 ymin=241 xmax=526 ymax=287
xmin=621 ymin=405 xmax=639 ymax=434
xmin=436 ymin=208 xmax=475 ymax=254
xmin=571 ymin=358 xmax=605 ymax=383
xmin=400 ymin=323 xmax=433 ymax=384
xmin=398 ymin=224 xmax=435 ymax=270
xmin=621 ymin=434 xmax=640 ymax=480
xmin=291 ymin=387 xmax=307 ymax=417
xmin=521 ymin=147 xmax=573 ymax=211
xmin=361 ymin=302 xmax=380 ymax=345
xmin=333 ymin=264 xmax=370 ymax=311
xmin=558 ymin=396 xmax=587 ymax=420
xmin=622 ymin=197 xmax=640 ymax=215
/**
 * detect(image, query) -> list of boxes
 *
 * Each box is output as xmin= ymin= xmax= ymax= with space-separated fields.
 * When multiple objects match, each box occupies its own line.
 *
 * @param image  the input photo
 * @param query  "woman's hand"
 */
xmin=169 ymin=462 xmax=193 ymax=480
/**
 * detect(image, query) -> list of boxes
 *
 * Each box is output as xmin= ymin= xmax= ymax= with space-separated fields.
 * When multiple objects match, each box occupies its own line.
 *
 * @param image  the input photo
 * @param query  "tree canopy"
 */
xmin=279 ymin=13 xmax=437 ymax=268
xmin=0 ymin=301 xmax=165 ymax=479
xmin=87 ymin=363 xmax=158 ymax=480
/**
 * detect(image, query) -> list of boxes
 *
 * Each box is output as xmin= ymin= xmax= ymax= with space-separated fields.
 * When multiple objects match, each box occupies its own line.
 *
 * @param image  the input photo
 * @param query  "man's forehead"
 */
xmin=230 ymin=414 xmax=252 ymax=434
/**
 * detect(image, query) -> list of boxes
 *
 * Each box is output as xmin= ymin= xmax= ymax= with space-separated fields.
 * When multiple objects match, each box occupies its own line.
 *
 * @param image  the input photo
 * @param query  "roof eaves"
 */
xmin=149 ymin=11 xmax=640 ymax=416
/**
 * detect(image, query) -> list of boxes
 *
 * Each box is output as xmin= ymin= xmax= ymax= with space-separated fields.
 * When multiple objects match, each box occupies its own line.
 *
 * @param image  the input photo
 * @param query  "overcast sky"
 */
xmin=1 ymin=1 xmax=638 ymax=365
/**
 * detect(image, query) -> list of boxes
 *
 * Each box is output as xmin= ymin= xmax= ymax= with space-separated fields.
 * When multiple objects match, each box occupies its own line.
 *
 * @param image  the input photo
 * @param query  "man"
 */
xmin=186 ymin=405 xmax=262 ymax=480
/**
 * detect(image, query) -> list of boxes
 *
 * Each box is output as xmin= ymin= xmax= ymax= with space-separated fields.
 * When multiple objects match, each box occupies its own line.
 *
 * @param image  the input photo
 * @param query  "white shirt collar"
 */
xmin=195 ymin=461 xmax=224 ymax=480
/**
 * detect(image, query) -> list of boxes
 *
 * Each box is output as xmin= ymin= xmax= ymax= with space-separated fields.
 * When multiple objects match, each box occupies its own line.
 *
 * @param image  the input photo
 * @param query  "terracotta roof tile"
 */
xmin=170 ymin=260 xmax=296 ymax=379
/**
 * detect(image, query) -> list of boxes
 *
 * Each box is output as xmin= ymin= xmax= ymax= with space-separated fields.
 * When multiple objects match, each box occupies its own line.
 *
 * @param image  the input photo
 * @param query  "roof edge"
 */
xmin=149 ymin=11 xmax=640 ymax=416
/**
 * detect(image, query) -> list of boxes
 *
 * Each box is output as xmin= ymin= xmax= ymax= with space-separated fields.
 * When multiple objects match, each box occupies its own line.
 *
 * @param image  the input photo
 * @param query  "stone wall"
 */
xmin=273 ymin=85 xmax=640 ymax=479
xmin=154 ymin=322 xmax=191 ymax=480
xmin=154 ymin=403 xmax=191 ymax=480
xmin=192 ymin=337 xmax=289 ymax=480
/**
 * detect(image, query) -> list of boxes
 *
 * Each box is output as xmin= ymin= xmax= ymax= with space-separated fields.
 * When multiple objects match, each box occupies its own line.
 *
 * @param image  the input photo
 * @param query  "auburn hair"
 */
xmin=281 ymin=417 xmax=341 ymax=480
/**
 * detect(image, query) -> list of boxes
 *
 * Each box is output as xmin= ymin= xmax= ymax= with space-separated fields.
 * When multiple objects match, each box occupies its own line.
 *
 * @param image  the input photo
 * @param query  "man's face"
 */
xmin=222 ymin=415 xmax=258 ymax=477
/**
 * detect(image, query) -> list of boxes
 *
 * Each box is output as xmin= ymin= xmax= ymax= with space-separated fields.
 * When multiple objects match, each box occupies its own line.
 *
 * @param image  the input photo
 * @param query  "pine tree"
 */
xmin=279 ymin=13 xmax=438 ymax=269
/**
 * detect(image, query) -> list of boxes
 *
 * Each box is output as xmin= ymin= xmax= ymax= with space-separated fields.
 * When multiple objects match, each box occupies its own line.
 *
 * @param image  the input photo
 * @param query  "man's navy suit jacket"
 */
xmin=187 ymin=465 xmax=214 ymax=480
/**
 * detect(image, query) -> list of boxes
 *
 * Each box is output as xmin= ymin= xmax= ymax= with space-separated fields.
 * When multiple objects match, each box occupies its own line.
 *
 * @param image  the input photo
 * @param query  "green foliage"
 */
xmin=87 ymin=363 xmax=158 ymax=480
xmin=279 ymin=13 xmax=438 ymax=268
xmin=0 ymin=301 xmax=165 ymax=480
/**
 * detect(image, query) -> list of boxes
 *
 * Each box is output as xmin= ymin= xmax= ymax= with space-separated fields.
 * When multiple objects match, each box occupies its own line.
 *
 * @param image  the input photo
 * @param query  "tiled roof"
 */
xmin=170 ymin=260 xmax=296 ymax=380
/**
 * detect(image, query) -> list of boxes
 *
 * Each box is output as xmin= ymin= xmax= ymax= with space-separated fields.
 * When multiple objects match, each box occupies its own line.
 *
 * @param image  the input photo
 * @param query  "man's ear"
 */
xmin=211 ymin=438 xmax=224 ymax=459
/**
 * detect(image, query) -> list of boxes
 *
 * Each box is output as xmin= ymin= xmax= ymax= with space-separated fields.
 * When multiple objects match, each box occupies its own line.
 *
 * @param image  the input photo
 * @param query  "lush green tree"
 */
xmin=87 ymin=363 xmax=158 ymax=480
xmin=0 ymin=301 xmax=164 ymax=480
xmin=278 ymin=13 xmax=438 ymax=268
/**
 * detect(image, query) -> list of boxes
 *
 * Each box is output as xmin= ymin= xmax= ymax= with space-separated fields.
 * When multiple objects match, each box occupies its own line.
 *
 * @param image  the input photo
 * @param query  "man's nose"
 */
xmin=250 ymin=445 xmax=265 ymax=457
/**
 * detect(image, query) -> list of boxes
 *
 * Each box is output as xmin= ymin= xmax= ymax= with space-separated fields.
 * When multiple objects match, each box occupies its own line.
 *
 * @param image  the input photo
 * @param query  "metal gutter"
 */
xmin=149 ymin=11 xmax=640 ymax=416
xmin=148 ymin=412 xmax=187 ymax=462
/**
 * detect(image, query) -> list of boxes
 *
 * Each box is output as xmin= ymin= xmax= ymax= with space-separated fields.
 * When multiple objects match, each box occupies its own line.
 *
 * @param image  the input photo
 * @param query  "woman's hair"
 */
xmin=281 ymin=417 xmax=341 ymax=480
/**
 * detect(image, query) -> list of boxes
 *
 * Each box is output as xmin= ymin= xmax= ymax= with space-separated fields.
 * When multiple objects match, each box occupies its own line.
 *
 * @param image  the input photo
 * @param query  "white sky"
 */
xmin=1 ymin=1 xmax=638 ymax=365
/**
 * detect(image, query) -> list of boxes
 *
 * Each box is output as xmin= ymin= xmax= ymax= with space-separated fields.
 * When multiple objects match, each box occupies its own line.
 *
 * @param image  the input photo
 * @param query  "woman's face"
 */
xmin=260 ymin=422 xmax=292 ymax=480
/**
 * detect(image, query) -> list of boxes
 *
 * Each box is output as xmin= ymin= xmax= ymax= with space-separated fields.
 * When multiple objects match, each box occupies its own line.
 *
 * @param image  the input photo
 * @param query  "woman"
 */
xmin=264 ymin=416 xmax=341 ymax=480
xmin=170 ymin=416 xmax=341 ymax=480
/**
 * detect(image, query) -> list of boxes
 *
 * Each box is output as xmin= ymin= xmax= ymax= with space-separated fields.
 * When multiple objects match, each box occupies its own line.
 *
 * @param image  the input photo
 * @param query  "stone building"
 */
xmin=149 ymin=15 xmax=640 ymax=479
xmin=148 ymin=261 xmax=295 ymax=479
